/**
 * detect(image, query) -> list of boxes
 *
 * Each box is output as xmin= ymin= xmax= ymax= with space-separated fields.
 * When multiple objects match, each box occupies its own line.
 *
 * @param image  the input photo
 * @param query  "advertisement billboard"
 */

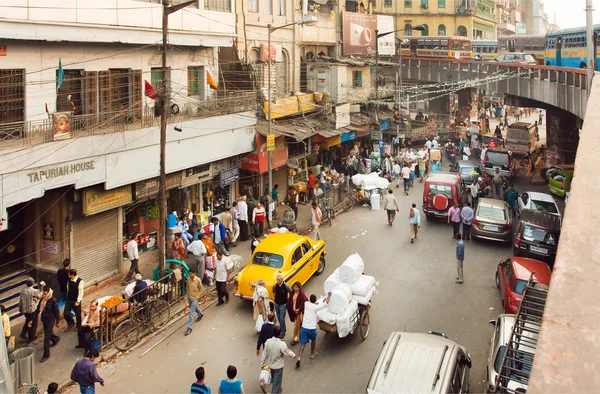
xmin=377 ymin=15 xmax=396 ymax=56
xmin=516 ymin=23 xmax=527 ymax=35
xmin=343 ymin=12 xmax=377 ymax=55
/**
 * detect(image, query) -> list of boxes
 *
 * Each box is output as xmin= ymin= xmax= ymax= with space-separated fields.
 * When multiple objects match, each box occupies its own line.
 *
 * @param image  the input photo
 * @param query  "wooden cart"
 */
xmin=318 ymin=302 xmax=371 ymax=341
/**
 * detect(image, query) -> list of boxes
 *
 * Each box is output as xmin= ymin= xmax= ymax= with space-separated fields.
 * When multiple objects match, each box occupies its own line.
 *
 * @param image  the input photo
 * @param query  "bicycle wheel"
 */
xmin=113 ymin=319 xmax=140 ymax=351
xmin=150 ymin=299 xmax=171 ymax=330
xmin=342 ymin=196 xmax=354 ymax=212
xmin=329 ymin=205 xmax=336 ymax=219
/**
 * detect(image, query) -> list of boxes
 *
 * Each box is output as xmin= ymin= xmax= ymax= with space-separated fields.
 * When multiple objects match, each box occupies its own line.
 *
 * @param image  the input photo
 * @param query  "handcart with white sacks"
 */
xmin=342 ymin=174 xmax=390 ymax=212
xmin=317 ymin=253 xmax=376 ymax=340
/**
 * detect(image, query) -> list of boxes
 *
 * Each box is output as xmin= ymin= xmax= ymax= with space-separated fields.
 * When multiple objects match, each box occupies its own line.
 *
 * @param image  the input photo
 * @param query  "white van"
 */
xmin=367 ymin=331 xmax=472 ymax=394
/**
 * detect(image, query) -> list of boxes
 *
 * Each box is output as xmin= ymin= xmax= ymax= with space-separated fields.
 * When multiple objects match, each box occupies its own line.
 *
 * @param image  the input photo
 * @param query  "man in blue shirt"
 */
xmin=71 ymin=349 xmax=104 ymax=394
xmin=408 ymin=203 xmax=421 ymax=243
xmin=191 ymin=366 xmax=211 ymax=394
xmin=456 ymin=233 xmax=465 ymax=284
xmin=460 ymin=202 xmax=474 ymax=241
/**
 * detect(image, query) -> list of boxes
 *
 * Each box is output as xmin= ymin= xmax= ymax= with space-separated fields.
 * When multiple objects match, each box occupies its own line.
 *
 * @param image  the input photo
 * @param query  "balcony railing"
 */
xmin=0 ymin=93 xmax=256 ymax=149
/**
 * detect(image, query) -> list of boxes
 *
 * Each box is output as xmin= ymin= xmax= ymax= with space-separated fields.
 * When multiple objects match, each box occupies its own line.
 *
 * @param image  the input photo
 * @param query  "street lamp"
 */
xmin=267 ymin=15 xmax=317 ymax=198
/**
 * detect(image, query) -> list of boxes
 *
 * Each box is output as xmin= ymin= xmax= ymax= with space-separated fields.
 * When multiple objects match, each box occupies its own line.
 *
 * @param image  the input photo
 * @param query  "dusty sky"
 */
xmin=543 ymin=0 xmax=598 ymax=29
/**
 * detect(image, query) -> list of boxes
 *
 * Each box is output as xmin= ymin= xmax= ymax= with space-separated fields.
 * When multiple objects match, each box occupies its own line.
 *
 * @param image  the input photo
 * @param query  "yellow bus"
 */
xmin=398 ymin=36 xmax=472 ymax=60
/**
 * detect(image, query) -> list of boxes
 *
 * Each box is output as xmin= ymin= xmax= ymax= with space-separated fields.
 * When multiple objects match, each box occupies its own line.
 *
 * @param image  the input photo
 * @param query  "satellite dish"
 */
xmin=287 ymin=158 xmax=300 ymax=169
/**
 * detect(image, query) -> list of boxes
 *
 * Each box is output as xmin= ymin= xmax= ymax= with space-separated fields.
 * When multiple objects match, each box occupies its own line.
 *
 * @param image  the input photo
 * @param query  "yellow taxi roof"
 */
xmin=254 ymin=233 xmax=308 ymax=257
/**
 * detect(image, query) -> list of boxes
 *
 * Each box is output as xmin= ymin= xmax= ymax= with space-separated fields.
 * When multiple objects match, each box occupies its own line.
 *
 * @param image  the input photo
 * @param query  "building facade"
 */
xmin=373 ymin=0 xmax=497 ymax=40
xmin=0 ymin=0 xmax=256 ymax=303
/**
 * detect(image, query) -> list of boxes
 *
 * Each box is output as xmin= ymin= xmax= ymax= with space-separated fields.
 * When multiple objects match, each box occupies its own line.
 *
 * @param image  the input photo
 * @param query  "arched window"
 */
xmin=421 ymin=24 xmax=429 ymax=36
xmin=276 ymin=49 xmax=288 ymax=97
xmin=404 ymin=23 xmax=413 ymax=36
xmin=457 ymin=25 xmax=467 ymax=37
xmin=305 ymin=51 xmax=315 ymax=61
xmin=438 ymin=24 xmax=446 ymax=36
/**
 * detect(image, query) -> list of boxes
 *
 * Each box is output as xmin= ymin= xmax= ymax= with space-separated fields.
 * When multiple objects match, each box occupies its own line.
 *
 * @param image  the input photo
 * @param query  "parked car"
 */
xmin=234 ymin=233 xmax=326 ymax=300
xmin=540 ymin=164 xmax=574 ymax=184
xmin=512 ymin=209 xmax=561 ymax=264
xmin=548 ymin=168 xmax=574 ymax=198
xmin=368 ymin=331 xmax=472 ymax=394
xmin=455 ymin=160 xmax=483 ymax=185
xmin=517 ymin=191 xmax=561 ymax=218
xmin=482 ymin=149 xmax=514 ymax=178
xmin=492 ymin=52 xmax=538 ymax=65
xmin=471 ymin=198 xmax=513 ymax=242
xmin=487 ymin=314 xmax=536 ymax=392
xmin=422 ymin=173 xmax=469 ymax=220
xmin=495 ymin=257 xmax=551 ymax=314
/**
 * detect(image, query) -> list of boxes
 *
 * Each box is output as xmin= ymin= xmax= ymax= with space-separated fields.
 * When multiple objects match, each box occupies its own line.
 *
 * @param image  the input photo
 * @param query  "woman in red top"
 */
xmin=308 ymin=171 xmax=316 ymax=202
xmin=252 ymin=202 xmax=267 ymax=237
xmin=171 ymin=233 xmax=186 ymax=260
xmin=287 ymin=281 xmax=308 ymax=345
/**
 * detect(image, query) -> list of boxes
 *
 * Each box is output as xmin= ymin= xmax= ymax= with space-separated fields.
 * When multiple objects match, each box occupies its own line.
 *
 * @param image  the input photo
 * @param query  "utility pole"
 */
xmin=586 ymin=0 xmax=595 ymax=91
xmin=159 ymin=0 xmax=196 ymax=277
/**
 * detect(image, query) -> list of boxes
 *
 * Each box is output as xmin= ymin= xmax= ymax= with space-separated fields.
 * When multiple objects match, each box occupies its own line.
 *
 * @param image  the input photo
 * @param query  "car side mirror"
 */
xmin=488 ymin=319 xmax=496 ymax=327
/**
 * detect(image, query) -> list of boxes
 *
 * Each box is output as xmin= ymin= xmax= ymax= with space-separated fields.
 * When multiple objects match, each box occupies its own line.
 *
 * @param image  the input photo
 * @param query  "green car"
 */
xmin=548 ymin=169 xmax=574 ymax=198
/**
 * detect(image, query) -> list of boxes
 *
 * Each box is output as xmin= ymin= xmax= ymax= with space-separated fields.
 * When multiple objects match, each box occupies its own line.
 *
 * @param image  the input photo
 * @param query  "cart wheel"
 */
xmin=359 ymin=309 xmax=370 ymax=340
xmin=342 ymin=196 xmax=354 ymax=212
xmin=113 ymin=319 xmax=140 ymax=351
xmin=150 ymin=299 xmax=171 ymax=330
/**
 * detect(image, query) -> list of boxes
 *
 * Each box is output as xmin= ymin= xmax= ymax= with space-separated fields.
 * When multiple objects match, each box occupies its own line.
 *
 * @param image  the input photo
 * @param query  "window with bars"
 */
xmin=438 ymin=0 xmax=445 ymax=7
xmin=204 ymin=0 xmax=231 ymax=11
xmin=151 ymin=67 xmax=170 ymax=96
xmin=384 ymin=0 xmax=392 ymax=7
xmin=188 ymin=66 xmax=206 ymax=97
xmin=248 ymin=0 xmax=258 ymax=12
xmin=352 ymin=70 xmax=362 ymax=87
xmin=0 ymin=69 xmax=25 ymax=124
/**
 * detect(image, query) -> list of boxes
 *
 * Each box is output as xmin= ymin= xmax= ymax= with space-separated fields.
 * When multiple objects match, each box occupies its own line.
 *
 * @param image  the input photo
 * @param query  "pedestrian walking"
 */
xmin=253 ymin=279 xmax=271 ymax=328
xmin=187 ymin=238 xmax=207 ymax=280
xmin=76 ymin=300 xmax=100 ymax=351
xmin=33 ymin=285 xmax=60 ymax=363
xmin=64 ymin=270 xmax=84 ymax=331
xmin=185 ymin=271 xmax=204 ymax=336
xmin=71 ymin=349 xmax=104 ymax=394
xmin=230 ymin=202 xmax=240 ymax=246
xmin=261 ymin=326 xmax=295 ymax=394
xmin=311 ymin=202 xmax=322 ymax=241
xmin=122 ymin=234 xmax=140 ymax=285
xmin=285 ymin=186 xmax=299 ymax=220
xmin=493 ymin=168 xmax=503 ymax=198
xmin=211 ymin=217 xmax=229 ymax=256
xmin=401 ymin=162 xmax=411 ymax=195
xmin=468 ymin=179 xmax=479 ymax=206
xmin=219 ymin=365 xmax=245 ymax=394
xmin=418 ymin=155 xmax=427 ymax=183
xmin=273 ymin=274 xmax=291 ymax=338
xmin=287 ymin=281 xmax=308 ymax=345
xmin=408 ymin=203 xmax=421 ymax=243
xmin=191 ymin=366 xmax=210 ymax=394
xmin=252 ymin=203 xmax=267 ymax=237
xmin=392 ymin=161 xmax=401 ymax=188
xmin=56 ymin=259 xmax=71 ymax=314
xmin=296 ymin=293 xmax=330 ymax=369
xmin=461 ymin=202 xmax=474 ymax=241
xmin=382 ymin=189 xmax=399 ymax=227
xmin=215 ymin=253 xmax=230 ymax=306
xmin=308 ymin=171 xmax=316 ymax=202
xmin=319 ymin=167 xmax=327 ymax=198
xmin=272 ymin=184 xmax=280 ymax=220
xmin=237 ymin=196 xmax=249 ymax=241
xmin=18 ymin=278 xmax=39 ymax=342
xmin=447 ymin=201 xmax=462 ymax=239
xmin=462 ymin=144 xmax=471 ymax=161
xmin=506 ymin=184 xmax=519 ymax=218
xmin=455 ymin=233 xmax=465 ymax=284
xmin=256 ymin=312 xmax=277 ymax=355
xmin=46 ymin=383 xmax=59 ymax=394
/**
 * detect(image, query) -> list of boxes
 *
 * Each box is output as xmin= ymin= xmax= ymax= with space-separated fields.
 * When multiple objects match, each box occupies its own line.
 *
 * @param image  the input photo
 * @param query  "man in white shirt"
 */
xmin=230 ymin=202 xmax=240 ymax=246
xmin=311 ymin=202 xmax=322 ymax=241
xmin=480 ymin=146 xmax=488 ymax=163
xmin=401 ymin=163 xmax=411 ymax=195
xmin=261 ymin=326 xmax=295 ymax=394
xmin=215 ymin=253 xmax=230 ymax=306
xmin=382 ymin=189 xmax=399 ymax=227
xmin=237 ymin=196 xmax=249 ymax=241
xmin=425 ymin=139 xmax=433 ymax=150
xmin=462 ymin=144 xmax=472 ymax=161
xmin=432 ymin=137 xmax=439 ymax=149
xmin=187 ymin=238 xmax=207 ymax=281
xmin=296 ymin=293 xmax=330 ymax=369
xmin=123 ymin=234 xmax=140 ymax=285
xmin=392 ymin=161 xmax=401 ymax=188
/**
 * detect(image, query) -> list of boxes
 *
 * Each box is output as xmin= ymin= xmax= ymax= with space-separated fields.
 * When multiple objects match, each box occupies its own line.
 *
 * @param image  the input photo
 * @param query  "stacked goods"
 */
xmin=336 ymin=300 xmax=359 ymax=338
xmin=316 ymin=306 xmax=338 ymax=325
xmin=338 ymin=253 xmax=365 ymax=284
xmin=324 ymin=268 xmax=343 ymax=294
xmin=327 ymin=284 xmax=353 ymax=314
xmin=351 ymin=173 xmax=390 ymax=191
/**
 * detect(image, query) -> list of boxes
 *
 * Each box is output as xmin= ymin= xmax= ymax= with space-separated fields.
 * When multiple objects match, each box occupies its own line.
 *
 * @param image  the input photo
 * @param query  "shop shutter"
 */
xmin=71 ymin=208 xmax=120 ymax=286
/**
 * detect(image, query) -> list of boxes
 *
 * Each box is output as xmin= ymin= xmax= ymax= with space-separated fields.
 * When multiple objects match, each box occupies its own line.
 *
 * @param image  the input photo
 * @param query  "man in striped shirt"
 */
xmin=18 ymin=278 xmax=39 ymax=343
xmin=191 ymin=366 xmax=211 ymax=394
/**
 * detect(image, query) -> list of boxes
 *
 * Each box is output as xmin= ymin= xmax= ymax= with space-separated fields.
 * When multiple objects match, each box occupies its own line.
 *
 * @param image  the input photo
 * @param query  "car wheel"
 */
xmin=315 ymin=256 xmax=326 ymax=276
xmin=495 ymin=271 xmax=500 ymax=289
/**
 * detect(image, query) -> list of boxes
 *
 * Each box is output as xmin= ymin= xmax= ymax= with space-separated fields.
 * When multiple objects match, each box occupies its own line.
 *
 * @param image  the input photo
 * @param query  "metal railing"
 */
xmin=0 ymin=92 xmax=256 ymax=148
xmin=97 ymin=271 xmax=187 ymax=351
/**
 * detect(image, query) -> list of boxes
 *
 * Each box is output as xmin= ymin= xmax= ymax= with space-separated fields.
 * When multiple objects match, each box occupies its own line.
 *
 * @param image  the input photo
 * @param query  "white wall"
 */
xmin=0 ymin=111 xmax=257 ymax=208
xmin=0 ymin=0 xmax=235 ymax=45
xmin=1 ymin=41 xmax=219 ymax=122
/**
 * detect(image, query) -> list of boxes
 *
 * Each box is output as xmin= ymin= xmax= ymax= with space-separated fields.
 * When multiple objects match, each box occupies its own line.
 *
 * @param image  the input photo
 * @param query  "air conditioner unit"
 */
xmin=421 ymin=3 xmax=428 ymax=8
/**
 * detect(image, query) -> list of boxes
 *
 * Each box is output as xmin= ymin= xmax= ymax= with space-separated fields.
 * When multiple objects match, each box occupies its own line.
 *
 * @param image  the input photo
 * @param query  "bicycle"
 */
xmin=112 ymin=297 xmax=170 ymax=351
xmin=318 ymin=196 xmax=335 ymax=226
xmin=20 ymin=383 xmax=41 ymax=394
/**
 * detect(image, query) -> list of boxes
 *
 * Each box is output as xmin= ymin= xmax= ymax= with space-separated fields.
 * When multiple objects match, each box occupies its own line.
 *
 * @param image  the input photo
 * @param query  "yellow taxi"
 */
xmin=234 ymin=233 xmax=326 ymax=300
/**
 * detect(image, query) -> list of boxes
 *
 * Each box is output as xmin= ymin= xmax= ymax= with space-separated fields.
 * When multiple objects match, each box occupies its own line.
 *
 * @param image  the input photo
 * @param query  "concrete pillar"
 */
xmin=429 ymin=95 xmax=450 ymax=116
xmin=545 ymin=109 xmax=580 ymax=164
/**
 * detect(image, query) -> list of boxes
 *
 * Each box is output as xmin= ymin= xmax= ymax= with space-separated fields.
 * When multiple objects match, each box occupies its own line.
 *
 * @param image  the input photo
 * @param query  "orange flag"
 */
xmin=207 ymin=71 xmax=219 ymax=91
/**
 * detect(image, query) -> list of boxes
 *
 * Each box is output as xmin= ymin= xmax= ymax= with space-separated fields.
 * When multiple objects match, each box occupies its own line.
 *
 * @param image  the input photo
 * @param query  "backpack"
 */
xmin=409 ymin=208 xmax=415 ymax=218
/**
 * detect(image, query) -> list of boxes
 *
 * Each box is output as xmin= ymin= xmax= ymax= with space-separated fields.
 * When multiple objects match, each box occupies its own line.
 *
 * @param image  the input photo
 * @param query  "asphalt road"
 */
xmin=83 ymin=174 xmax=561 ymax=394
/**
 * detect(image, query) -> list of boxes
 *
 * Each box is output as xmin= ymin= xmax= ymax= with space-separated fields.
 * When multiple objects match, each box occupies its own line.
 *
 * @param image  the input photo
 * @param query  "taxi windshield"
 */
xmin=253 ymin=252 xmax=284 ymax=268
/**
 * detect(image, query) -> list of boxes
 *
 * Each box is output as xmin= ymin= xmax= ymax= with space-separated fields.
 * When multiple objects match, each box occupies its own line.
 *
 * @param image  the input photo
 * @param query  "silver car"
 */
xmin=492 ymin=52 xmax=537 ymax=65
xmin=471 ymin=198 xmax=512 ymax=242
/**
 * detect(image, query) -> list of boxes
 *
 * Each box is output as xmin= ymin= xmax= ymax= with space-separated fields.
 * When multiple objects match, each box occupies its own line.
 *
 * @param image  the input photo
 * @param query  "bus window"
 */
xmin=441 ymin=40 xmax=449 ymax=49
xmin=424 ymin=39 xmax=433 ymax=49
xmin=463 ymin=41 xmax=471 ymax=51
xmin=432 ymin=40 xmax=441 ymax=49
xmin=418 ymin=39 xmax=425 ymax=48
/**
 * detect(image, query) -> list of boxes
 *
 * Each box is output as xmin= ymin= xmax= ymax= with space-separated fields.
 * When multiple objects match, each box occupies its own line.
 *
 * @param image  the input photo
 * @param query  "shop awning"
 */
xmin=316 ymin=129 xmax=341 ymax=138
xmin=256 ymin=121 xmax=316 ymax=141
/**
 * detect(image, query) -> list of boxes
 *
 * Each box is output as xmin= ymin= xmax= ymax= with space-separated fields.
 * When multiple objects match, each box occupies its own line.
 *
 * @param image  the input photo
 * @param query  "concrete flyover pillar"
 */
xmin=429 ymin=95 xmax=450 ymax=117
xmin=545 ymin=109 xmax=580 ymax=164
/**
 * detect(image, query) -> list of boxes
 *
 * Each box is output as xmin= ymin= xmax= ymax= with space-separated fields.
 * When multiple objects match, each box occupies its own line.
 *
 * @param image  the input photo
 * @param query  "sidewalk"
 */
xmin=20 ymin=204 xmax=317 ymax=390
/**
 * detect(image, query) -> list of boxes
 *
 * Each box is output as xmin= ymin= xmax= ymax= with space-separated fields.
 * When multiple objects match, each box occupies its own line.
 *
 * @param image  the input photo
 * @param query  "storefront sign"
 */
xmin=26 ymin=159 xmax=97 ymax=184
xmin=135 ymin=173 xmax=182 ymax=200
xmin=371 ymin=131 xmax=383 ymax=140
xmin=356 ymin=124 xmax=370 ymax=137
xmin=321 ymin=135 xmax=342 ymax=148
xmin=260 ymin=44 xmax=283 ymax=62
xmin=241 ymin=134 xmax=288 ymax=173
xmin=335 ymin=104 xmax=351 ymax=129
xmin=181 ymin=163 xmax=212 ymax=188
xmin=267 ymin=134 xmax=276 ymax=151
xmin=220 ymin=168 xmax=239 ymax=187
xmin=341 ymin=130 xmax=356 ymax=142
xmin=380 ymin=119 xmax=391 ymax=131
xmin=264 ymin=94 xmax=318 ymax=120
xmin=41 ymin=241 xmax=59 ymax=254
xmin=213 ymin=158 xmax=233 ymax=174
xmin=83 ymin=185 xmax=133 ymax=215
xmin=376 ymin=15 xmax=395 ymax=56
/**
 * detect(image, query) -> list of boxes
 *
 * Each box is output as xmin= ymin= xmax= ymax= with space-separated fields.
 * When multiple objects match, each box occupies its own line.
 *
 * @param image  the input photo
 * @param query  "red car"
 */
xmin=495 ymin=257 xmax=551 ymax=314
